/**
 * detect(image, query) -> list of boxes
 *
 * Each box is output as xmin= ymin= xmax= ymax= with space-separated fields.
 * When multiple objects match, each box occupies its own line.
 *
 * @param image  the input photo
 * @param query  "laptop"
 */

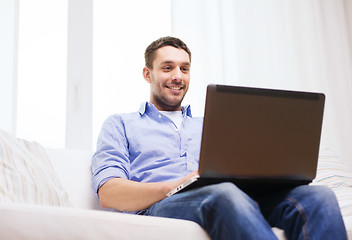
xmin=167 ymin=84 xmax=325 ymax=198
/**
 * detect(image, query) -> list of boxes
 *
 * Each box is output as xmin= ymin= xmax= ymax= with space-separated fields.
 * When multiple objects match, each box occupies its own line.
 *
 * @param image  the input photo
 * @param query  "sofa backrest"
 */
xmin=45 ymin=148 xmax=104 ymax=210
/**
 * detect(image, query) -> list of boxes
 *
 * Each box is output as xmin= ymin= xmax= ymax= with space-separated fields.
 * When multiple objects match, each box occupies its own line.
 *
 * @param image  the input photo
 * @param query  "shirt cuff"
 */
xmin=92 ymin=167 xmax=128 ymax=196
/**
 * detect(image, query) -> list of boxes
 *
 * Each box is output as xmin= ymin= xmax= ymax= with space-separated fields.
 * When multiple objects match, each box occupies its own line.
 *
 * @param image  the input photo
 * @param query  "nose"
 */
xmin=172 ymin=67 xmax=183 ymax=82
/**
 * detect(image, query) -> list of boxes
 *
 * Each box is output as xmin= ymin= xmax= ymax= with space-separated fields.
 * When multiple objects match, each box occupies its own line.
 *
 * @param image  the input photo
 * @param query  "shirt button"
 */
xmin=175 ymin=128 xmax=179 ymax=132
xmin=158 ymin=114 xmax=161 ymax=118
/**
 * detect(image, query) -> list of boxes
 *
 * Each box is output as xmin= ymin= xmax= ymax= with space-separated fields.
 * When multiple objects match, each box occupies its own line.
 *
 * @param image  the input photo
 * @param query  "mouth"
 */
xmin=166 ymin=85 xmax=183 ymax=91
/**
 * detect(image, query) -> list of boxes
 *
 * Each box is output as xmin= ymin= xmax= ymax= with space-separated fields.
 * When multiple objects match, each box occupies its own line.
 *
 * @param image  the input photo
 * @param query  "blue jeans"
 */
xmin=142 ymin=183 xmax=347 ymax=240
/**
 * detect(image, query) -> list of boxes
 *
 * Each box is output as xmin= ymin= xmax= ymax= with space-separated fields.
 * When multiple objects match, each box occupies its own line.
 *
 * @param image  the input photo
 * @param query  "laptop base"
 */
xmin=178 ymin=177 xmax=311 ymax=199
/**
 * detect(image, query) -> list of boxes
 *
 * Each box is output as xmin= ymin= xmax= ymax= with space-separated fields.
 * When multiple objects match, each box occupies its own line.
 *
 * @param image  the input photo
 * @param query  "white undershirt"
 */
xmin=160 ymin=111 xmax=183 ymax=129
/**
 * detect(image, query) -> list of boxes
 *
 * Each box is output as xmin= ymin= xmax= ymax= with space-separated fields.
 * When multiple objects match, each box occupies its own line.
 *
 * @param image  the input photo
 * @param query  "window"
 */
xmin=17 ymin=0 xmax=67 ymax=148
xmin=93 ymin=0 xmax=171 ymax=148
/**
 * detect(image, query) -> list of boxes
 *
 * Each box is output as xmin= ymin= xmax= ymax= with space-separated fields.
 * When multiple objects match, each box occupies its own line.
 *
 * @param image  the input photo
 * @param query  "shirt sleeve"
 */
xmin=91 ymin=114 xmax=131 ymax=195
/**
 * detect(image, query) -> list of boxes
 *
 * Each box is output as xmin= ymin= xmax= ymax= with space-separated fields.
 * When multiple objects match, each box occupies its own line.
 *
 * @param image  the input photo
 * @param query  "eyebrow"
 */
xmin=161 ymin=61 xmax=190 ymax=66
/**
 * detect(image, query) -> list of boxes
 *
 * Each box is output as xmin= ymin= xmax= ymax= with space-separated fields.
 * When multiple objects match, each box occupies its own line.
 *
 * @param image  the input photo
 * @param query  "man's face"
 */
xmin=143 ymin=46 xmax=190 ymax=111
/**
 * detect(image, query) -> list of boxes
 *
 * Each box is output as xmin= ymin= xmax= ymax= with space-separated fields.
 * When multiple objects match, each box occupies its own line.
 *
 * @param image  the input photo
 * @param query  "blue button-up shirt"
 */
xmin=91 ymin=102 xmax=203 ymax=195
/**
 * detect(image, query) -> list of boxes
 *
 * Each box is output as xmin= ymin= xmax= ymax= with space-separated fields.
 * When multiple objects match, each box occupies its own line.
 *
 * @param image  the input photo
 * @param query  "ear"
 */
xmin=143 ymin=67 xmax=152 ymax=83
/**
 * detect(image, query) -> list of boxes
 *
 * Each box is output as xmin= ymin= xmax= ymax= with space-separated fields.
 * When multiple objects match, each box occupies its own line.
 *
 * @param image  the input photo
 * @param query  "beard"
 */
xmin=151 ymin=91 xmax=186 ymax=111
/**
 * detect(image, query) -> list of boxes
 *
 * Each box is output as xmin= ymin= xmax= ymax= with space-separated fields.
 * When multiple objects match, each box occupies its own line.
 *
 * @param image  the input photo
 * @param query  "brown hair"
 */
xmin=144 ymin=36 xmax=191 ymax=69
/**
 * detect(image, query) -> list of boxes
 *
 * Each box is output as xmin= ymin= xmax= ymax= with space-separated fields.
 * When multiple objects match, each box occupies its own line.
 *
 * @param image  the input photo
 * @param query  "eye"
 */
xmin=162 ymin=66 xmax=172 ymax=71
xmin=181 ymin=67 xmax=190 ymax=73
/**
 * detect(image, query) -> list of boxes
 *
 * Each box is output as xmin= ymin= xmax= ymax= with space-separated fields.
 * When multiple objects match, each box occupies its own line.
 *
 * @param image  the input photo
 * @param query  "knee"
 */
xmin=292 ymin=185 xmax=338 ymax=208
xmin=198 ymin=182 xmax=258 ymax=211
xmin=312 ymin=185 xmax=336 ymax=198
xmin=306 ymin=185 xmax=336 ymax=200
xmin=312 ymin=185 xmax=339 ymax=208
xmin=199 ymin=182 xmax=243 ymax=201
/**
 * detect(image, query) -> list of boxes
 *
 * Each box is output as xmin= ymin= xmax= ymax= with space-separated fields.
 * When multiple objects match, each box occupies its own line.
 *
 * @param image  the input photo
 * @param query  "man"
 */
xmin=92 ymin=36 xmax=347 ymax=239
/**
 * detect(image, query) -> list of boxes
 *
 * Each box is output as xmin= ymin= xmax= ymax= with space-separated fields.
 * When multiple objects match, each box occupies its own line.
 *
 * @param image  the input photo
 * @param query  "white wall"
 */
xmin=0 ymin=0 xmax=18 ymax=134
xmin=171 ymin=0 xmax=352 ymax=170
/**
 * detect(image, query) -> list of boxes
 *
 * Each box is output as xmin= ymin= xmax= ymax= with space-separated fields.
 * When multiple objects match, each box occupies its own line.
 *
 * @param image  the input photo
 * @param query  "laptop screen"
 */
xmin=199 ymin=84 xmax=325 ymax=181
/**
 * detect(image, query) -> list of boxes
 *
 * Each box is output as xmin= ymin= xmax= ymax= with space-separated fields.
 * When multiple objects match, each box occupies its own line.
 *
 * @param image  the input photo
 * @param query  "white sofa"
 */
xmin=0 ymin=130 xmax=351 ymax=239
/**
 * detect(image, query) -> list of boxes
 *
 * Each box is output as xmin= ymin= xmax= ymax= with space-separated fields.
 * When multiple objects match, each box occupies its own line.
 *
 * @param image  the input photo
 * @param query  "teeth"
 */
xmin=169 ymin=86 xmax=181 ymax=90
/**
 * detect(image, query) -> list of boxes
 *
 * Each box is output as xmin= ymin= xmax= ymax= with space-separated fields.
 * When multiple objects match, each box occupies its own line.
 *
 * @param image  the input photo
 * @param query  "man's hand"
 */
xmin=171 ymin=170 xmax=199 ymax=191
xmin=98 ymin=170 xmax=199 ymax=212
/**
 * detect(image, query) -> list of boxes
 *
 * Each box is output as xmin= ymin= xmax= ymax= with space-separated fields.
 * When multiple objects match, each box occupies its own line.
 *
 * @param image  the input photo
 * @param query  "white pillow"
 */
xmin=0 ymin=129 xmax=72 ymax=206
xmin=313 ymin=154 xmax=352 ymax=188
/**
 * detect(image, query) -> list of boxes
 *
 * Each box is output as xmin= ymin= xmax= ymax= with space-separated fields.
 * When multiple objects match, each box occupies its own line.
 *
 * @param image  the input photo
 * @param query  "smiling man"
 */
xmin=91 ymin=36 xmax=347 ymax=239
xmin=143 ymin=42 xmax=190 ymax=111
xmin=92 ymin=37 xmax=199 ymax=213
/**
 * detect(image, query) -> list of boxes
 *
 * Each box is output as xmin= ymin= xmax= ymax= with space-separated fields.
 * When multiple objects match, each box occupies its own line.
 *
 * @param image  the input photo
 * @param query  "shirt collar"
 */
xmin=138 ymin=101 xmax=193 ymax=118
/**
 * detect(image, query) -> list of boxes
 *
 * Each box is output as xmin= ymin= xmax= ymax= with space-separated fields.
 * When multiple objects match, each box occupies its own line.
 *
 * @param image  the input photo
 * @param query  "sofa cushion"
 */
xmin=0 ymin=129 xmax=72 ymax=206
xmin=0 ymin=202 xmax=211 ymax=240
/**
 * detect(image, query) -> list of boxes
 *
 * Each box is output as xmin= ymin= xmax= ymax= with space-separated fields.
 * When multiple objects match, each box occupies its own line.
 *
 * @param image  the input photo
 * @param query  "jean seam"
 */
xmin=287 ymin=197 xmax=309 ymax=240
